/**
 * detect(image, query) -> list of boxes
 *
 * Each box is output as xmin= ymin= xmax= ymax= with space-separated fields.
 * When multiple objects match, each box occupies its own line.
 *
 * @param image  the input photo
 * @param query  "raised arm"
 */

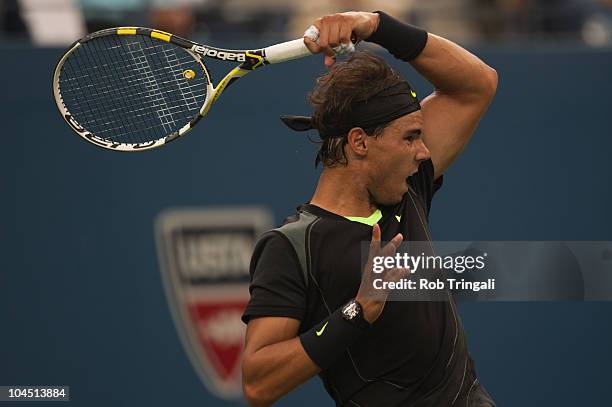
xmin=411 ymin=33 xmax=498 ymax=179
xmin=305 ymin=11 xmax=498 ymax=179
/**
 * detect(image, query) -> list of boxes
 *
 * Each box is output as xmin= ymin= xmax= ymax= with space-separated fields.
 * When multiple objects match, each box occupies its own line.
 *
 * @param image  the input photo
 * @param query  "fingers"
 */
xmin=386 ymin=265 xmax=411 ymax=283
xmin=309 ymin=14 xmax=355 ymax=67
xmin=369 ymin=223 xmax=381 ymax=252
xmin=381 ymin=233 xmax=403 ymax=257
xmin=390 ymin=233 xmax=403 ymax=247
xmin=317 ymin=19 xmax=335 ymax=55
xmin=339 ymin=21 xmax=352 ymax=47
xmin=371 ymin=226 xmax=404 ymax=255
xmin=327 ymin=21 xmax=340 ymax=48
xmin=316 ymin=18 xmax=329 ymax=50
xmin=317 ymin=20 xmax=337 ymax=67
xmin=303 ymin=37 xmax=319 ymax=54
xmin=324 ymin=55 xmax=336 ymax=68
xmin=360 ymin=225 xmax=409 ymax=307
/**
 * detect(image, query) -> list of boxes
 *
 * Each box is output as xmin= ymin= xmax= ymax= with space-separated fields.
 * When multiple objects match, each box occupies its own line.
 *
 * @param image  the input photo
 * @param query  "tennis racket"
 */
xmin=52 ymin=27 xmax=339 ymax=152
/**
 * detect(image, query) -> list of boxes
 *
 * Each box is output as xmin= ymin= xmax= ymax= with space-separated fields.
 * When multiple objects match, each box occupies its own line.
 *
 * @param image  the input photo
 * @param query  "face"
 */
xmin=361 ymin=111 xmax=431 ymax=205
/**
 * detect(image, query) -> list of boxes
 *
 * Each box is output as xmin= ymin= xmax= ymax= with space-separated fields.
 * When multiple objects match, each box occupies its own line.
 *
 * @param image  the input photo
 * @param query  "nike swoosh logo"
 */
xmin=316 ymin=321 xmax=329 ymax=336
xmin=395 ymin=215 xmax=401 ymax=222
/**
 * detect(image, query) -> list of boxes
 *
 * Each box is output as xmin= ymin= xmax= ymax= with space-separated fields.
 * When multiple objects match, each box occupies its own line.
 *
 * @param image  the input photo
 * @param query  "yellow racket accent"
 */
xmin=183 ymin=69 xmax=196 ymax=80
xmin=245 ymin=52 xmax=265 ymax=69
xmin=151 ymin=30 xmax=172 ymax=42
xmin=199 ymin=67 xmax=249 ymax=117
xmin=215 ymin=68 xmax=247 ymax=95
xmin=117 ymin=28 xmax=137 ymax=35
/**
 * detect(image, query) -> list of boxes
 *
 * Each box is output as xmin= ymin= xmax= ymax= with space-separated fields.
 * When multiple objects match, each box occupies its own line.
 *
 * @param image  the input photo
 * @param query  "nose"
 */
xmin=416 ymin=138 xmax=431 ymax=161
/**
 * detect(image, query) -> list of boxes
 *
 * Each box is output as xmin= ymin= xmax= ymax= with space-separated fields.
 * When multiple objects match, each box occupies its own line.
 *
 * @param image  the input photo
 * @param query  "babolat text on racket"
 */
xmin=52 ymin=27 xmax=351 ymax=152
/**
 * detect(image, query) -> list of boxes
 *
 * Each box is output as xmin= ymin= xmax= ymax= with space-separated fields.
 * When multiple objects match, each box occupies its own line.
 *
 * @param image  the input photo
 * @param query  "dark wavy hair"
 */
xmin=308 ymin=52 xmax=405 ymax=167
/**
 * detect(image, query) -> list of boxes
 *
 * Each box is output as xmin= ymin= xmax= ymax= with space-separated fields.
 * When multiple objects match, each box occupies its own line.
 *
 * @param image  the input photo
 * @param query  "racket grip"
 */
xmin=265 ymin=38 xmax=313 ymax=64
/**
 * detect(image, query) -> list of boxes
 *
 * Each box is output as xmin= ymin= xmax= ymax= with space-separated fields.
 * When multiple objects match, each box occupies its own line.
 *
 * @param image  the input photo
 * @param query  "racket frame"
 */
xmin=53 ymin=27 xmax=311 ymax=151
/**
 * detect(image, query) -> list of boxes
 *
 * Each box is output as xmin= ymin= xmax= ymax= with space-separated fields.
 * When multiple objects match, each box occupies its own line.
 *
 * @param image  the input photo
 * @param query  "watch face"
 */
xmin=342 ymin=301 xmax=360 ymax=320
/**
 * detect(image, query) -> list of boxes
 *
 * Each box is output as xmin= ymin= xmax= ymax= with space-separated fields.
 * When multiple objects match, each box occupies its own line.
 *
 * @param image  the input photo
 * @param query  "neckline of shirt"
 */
xmin=299 ymin=203 xmax=388 ymax=226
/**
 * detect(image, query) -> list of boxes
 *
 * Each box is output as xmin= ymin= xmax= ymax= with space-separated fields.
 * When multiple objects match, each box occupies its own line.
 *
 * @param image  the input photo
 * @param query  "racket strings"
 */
xmin=62 ymin=39 xmax=165 ymax=144
xmin=74 ymin=37 xmax=143 ymax=142
xmin=66 ymin=38 xmax=155 ymax=144
xmin=125 ymin=40 xmax=176 ymax=135
xmin=87 ymin=37 xmax=190 ymax=142
xmin=158 ymin=47 xmax=202 ymax=113
xmin=58 ymin=34 xmax=208 ymax=144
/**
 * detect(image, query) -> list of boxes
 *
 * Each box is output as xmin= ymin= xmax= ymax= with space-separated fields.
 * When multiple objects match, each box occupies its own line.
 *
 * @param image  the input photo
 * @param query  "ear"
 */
xmin=346 ymin=127 xmax=369 ymax=159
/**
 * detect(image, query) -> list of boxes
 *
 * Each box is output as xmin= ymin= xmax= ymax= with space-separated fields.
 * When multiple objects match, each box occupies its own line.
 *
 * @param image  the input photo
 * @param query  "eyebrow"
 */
xmin=404 ymin=129 xmax=422 ymax=137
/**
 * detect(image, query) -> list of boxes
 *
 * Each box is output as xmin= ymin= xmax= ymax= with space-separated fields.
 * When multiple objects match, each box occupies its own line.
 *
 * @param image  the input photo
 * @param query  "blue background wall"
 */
xmin=1 ymin=44 xmax=611 ymax=406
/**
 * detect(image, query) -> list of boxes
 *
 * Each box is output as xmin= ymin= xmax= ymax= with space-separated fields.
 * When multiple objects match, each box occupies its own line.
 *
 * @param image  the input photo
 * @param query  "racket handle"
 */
xmin=264 ymin=38 xmax=313 ymax=64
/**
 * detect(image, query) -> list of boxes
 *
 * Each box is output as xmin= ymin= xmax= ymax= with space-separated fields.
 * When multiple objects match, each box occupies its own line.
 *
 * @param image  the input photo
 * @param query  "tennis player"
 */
xmin=241 ymin=11 xmax=498 ymax=407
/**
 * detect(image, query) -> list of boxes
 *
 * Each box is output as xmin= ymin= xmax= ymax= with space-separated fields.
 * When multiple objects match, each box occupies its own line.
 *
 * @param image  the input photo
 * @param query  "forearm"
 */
xmin=243 ymin=306 xmax=370 ymax=406
xmin=366 ymin=11 xmax=497 ymax=100
xmin=411 ymin=34 xmax=498 ymax=99
xmin=243 ymin=337 xmax=320 ymax=406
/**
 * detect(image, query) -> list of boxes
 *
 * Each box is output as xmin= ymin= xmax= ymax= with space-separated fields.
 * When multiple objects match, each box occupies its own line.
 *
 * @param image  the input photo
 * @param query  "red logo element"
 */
xmin=188 ymin=301 xmax=246 ymax=383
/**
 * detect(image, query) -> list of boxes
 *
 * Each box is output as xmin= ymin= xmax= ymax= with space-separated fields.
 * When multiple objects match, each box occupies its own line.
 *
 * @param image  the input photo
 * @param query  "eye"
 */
xmin=403 ymin=131 xmax=422 ymax=143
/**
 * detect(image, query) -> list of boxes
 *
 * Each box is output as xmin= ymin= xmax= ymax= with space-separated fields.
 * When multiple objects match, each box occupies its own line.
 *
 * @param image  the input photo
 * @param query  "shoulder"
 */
xmin=242 ymin=211 xmax=320 ymax=324
xmin=251 ymin=209 xmax=322 ymax=283
xmin=253 ymin=210 xmax=320 ymax=260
